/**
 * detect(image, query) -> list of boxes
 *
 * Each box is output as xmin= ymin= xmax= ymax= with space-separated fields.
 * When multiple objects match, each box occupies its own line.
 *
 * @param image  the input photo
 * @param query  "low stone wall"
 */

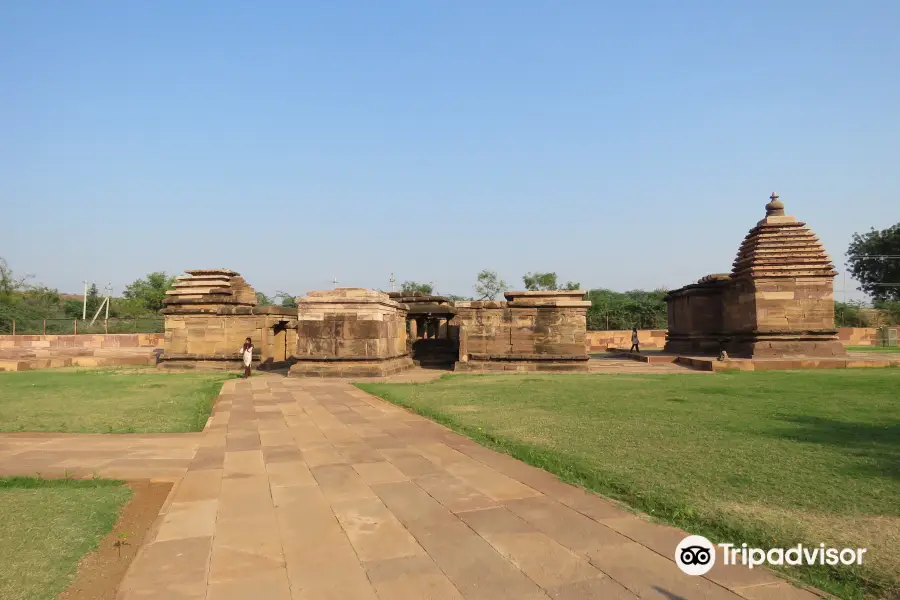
xmin=586 ymin=330 xmax=667 ymax=351
xmin=837 ymin=328 xmax=877 ymax=346
xmin=0 ymin=333 xmax=164 ymax=350
xmin=586 ymin=327 xmax=881 ymax=351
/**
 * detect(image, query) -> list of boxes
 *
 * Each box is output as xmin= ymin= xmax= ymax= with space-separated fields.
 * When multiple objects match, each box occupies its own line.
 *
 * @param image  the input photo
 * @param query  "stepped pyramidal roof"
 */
xmin=163 ymin=269 xmax=258 ymax=306
xmin=731 ymin=194 xmax=837 ymax=279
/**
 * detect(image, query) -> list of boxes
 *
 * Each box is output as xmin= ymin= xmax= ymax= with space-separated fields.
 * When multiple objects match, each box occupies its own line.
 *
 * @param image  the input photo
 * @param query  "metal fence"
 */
xmin=0 ymin=317 xmax=165 ymax=335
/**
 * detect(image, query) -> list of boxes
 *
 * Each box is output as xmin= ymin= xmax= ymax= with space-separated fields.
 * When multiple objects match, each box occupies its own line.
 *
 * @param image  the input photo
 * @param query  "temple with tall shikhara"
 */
xmin=663 ymin=193 xmax=845 ymax=358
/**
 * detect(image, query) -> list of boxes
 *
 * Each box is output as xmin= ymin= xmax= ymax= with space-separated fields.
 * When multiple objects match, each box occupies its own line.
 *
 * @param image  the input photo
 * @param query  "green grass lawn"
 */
xmin=0 ymin=477 xmax=131 ymax=600
xmin=0 ymin=367 xmax=230 ymax=433
xmin=847 ymin=345 xmax=900 ymax=353
xmin=358 ymin=370 xmax=900 ymax=600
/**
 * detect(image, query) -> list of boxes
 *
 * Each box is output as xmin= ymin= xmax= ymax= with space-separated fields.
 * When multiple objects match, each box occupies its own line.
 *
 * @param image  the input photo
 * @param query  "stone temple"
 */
xmin=158 ymin=278 xmax=592 ymax=375
xmin=158 ymin=269 xmax=297 ymax=371
xmin=664 ymin=194 xmax=846 ymax=358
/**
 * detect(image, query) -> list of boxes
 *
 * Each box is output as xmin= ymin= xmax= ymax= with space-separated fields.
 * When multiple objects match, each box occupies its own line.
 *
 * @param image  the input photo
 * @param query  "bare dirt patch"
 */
xmin=59 ymin=481 xmax=172 ymax=600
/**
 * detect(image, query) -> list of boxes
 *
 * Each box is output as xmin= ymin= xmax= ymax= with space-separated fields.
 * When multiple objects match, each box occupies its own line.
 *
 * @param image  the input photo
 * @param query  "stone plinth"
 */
xmin=159 ymin=269 xmax=297 ymax=370
xmin=664 ymin=194 xmax=846 ymax=358
xmin=289 ymin=288 xmax=413 ymax=377
xmin=452 ymin=290 xmax=592 ymax=371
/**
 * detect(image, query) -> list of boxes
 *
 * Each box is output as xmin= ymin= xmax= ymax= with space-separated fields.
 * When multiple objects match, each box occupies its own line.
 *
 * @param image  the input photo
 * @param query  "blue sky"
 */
xmin=2 ymin=1 xmax=897 ymax=301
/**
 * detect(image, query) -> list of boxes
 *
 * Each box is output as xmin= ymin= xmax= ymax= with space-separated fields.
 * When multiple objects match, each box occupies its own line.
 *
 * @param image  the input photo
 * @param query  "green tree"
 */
xmin=523 ymin=272 xmax=558 ymax=291
xmin=401 ymin=281 xmax=434 ymax=294
xmin=522 ymin=272 xmax=580 ymax=291
xmin=585 ymin=288 xmax=668 ymax=330
xmin=255 ymin=292 xmax=272 ymax=306
xmin=123 ymin=272 xmax=175 ymax=313
xmin=447 ymin=294 xmax=472 ymax=302
xmin=23 ymin=285 xmax=60 ymax=313
xmin=108 ymin=297 xmax=148 ymax=318
xmin=0 ymin=257 xmax=31 ymax=305
xmin=877 ymin=300 xmax=900 ymax=325
xmin=63 ymin=299 xmax=83 ymax=318
xmin=274 ymin=291 xmax=296 ymax=308
xmin=85 ymin=283 xmax=102 ymax=317
xmin=846 ymin=223 xmax=900 ymax=302
xmin=474 ymin=270 xmax=507 ymax=300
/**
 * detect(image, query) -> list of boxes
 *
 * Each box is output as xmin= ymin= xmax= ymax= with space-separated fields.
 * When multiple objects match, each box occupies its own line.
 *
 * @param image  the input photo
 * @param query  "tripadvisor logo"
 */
xmin=675 ymin=535 xmax=867 ymax=576
xmin=675 ymin=536 xmax=716 ymax=576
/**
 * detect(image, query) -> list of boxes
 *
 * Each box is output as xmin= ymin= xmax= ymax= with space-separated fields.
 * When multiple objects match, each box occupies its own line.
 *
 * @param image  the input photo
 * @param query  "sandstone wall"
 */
xmin=0 ymin=333 xmax=164 ymax=350
xmin=290 ymin=288 xmax=412 ymax=377
xmin=751 ymin=278 xmax=835 ymax=332
xmin=453 ymin=291 xmax=590 ymax=368
xmin=838 ymin=328 xmax=878 ymax=346
xmin=295 ymin=290 xmax=408 ymax=360
xmin=164 ymin=313 xmax=264 ymax=359
xmin=585 ymin=330 xmax=667 ymax=351
xmin=451 ymin=302 xmax=510 ymax=357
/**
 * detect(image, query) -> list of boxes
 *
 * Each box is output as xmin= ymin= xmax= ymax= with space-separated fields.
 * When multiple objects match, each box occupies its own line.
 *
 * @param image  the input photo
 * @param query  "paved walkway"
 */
xmin=0 ymin=375 xmax=821 ymax=600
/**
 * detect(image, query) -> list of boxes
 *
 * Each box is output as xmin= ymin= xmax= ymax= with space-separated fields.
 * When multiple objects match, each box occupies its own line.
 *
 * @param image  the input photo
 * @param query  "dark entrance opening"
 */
xmin=388 ymin=293 xmax=460 ymax=370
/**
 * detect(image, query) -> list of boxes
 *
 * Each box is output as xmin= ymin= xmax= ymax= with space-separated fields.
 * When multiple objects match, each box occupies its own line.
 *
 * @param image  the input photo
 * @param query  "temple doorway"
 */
xmin=391 ymin=293 xmax=460 ymax=369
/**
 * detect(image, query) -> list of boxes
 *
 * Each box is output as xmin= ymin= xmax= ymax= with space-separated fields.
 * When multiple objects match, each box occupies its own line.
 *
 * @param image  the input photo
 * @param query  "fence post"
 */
xmin=11 ymin=320 xmax=14 ymax=336
xmin=74 ymin=319 xmax=77 ymax=335
xmin=104 ymin=319 xmax=108 ymax=334
xmin=43 ymin=319 xmax=46 ymax=335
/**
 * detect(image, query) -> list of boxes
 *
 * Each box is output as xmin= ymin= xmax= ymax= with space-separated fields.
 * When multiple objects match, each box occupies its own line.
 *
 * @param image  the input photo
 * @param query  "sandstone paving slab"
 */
xmin=115 ymin=535 xmax=211 ymax=600
xmin=261 ymin=443 xmax=304 ymax=464
xmin=330 ymin=495 xmax=425 ymax=562
xmin=377 ymin=446 xmax=444 ymax=477
xmin=206 ymin=569 xmax=292 ymax=600
xmin=170 ymin=468 xmax=223 ymax=503
xmin=352 ymin=460 xmax=410 ymax=485
xmin=312 ymin=463 xmax=378 ymax=502
xmin=443 ymin=457 xmax=543 ymax=502
xmin=414 ymin=471 xmax=499 ymax=513
xmin=733 ymin=582 xmax=825 ymax=599
xmin=588 ymin=540 xmax=745 ymax=599
xmin=267 ymin=459 xmax=316 ymax=488
xmin=153 ymin=499 xmax=219 ymax=542
xmin=457 ymin=506 xmax=603 ymax=588
xmin=363 ymin=554 xmax=465 ymax=600
xmin=545 ymin=576 xmax=640 ymax=599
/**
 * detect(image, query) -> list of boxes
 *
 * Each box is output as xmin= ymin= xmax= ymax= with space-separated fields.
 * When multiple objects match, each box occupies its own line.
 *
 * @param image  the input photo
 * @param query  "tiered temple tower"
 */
xmin=723 ymin=193 xmax=845 ymax=357
xmin=665 ymin=194 xmax=845 ymax=358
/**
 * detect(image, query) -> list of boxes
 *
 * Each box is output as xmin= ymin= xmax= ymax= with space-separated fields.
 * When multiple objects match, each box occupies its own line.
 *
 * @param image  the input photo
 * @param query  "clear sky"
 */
xmin=2 ymin=1 xmax=897 ymax=301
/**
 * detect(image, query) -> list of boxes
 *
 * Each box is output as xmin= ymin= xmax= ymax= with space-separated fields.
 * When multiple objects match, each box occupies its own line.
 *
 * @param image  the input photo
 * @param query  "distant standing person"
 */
xmin=239 ymin=337 xmax=253 ymax=378
xmin=630 ymin=328 xmax=640 ymax=353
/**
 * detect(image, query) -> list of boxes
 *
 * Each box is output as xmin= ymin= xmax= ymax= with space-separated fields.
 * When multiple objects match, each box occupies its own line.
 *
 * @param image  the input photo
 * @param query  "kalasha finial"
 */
xmin=765 ymin=192 xmax=785 ymax=216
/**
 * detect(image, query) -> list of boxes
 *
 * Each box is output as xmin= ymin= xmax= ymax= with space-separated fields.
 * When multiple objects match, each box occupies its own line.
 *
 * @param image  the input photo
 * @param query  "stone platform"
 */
xmin=675 ymin=354 xmax=900 ymax=372
xmin=455 ymin=354 xmax=591 ymax=372
xmin=289 ymin=356 xmax=415 ymax=378
xmin=606 ymin=349 xmax=899 ymax=372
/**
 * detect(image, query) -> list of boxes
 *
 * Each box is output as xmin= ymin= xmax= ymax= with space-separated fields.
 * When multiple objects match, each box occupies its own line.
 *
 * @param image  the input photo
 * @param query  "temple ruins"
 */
xmin=158 ymin=276 xmax=592 ymax=374
xmin=158 ymin=269 xmax=297 ymax=370
xmin=288 ymin=288 xmax=413 ymax=377
xmin=452 ymin=290 xmax=592 ymax=371
xmin=664 ymin=194 xmax=846 ymax=358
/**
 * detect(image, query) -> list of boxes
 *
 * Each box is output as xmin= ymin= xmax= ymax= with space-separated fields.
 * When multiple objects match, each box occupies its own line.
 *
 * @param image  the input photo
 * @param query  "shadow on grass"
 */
xmin=771 ymin=415 xmax=900 ymax=480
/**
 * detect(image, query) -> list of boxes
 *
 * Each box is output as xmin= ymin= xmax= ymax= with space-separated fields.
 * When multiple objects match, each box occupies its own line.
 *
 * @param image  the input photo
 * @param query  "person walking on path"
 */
xmin=630 ymin=328 xmax=640 ymax=353
xmin=239 ymin=337 xmax=254 ymax=378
